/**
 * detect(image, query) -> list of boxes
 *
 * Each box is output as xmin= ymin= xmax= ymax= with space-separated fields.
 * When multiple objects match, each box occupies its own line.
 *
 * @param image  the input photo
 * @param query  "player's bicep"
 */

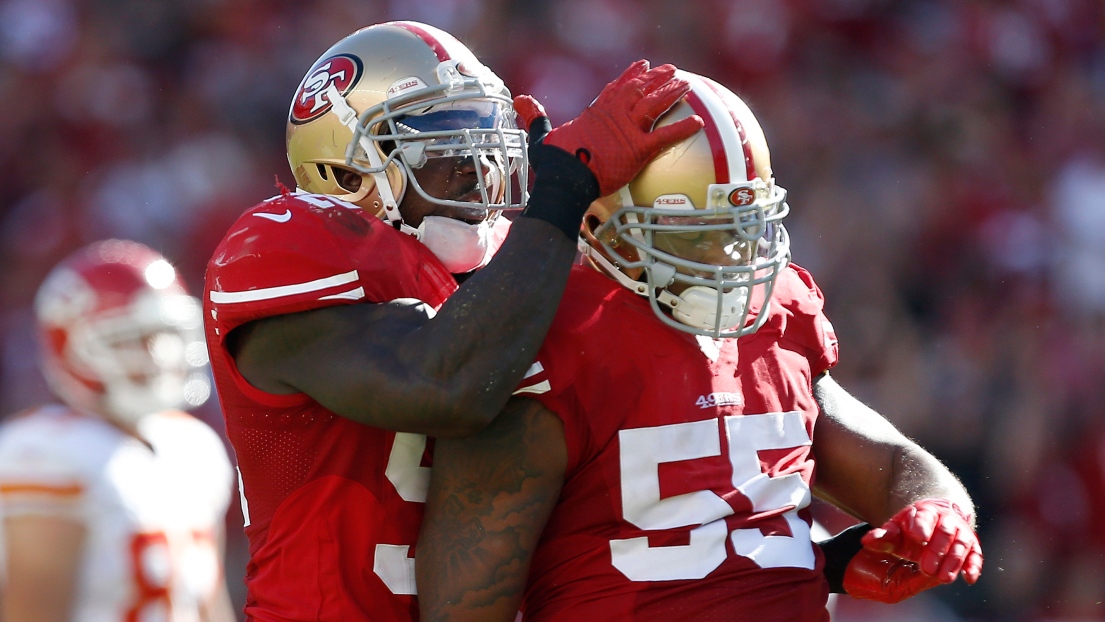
xmin=231 ymin=300 xmax=435 ymax=409
xmin=3 ymin=515 xmax=86 ymax=622
xmin=417 ymin=396 xmax=566 ymax=622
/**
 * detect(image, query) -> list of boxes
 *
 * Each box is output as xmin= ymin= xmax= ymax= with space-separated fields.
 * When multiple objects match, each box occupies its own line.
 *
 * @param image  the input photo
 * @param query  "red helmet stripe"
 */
xmin=698 ymin=76 xmax=756 ymax=181
xmin=389 ymin=21 xmax=452 ymax=62
xmin=684 ymin=89 xmax=730 ymax=184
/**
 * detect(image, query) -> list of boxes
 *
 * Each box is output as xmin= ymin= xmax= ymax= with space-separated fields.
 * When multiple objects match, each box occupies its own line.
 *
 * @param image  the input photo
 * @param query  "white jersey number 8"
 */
xmin=610 ymin=411 xmax=815 ymax=582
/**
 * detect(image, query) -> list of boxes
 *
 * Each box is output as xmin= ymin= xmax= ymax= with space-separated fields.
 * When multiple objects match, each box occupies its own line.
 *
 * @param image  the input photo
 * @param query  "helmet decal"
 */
xmin=653 ymin=194 xmax=693 ymax=208
xmin=387 ymin=76 xmax=429 ymax=98
xmin=729 ymin=186 xmax=756 ymax=206
xmin=290 ymin=54 xmax=364 ymax=125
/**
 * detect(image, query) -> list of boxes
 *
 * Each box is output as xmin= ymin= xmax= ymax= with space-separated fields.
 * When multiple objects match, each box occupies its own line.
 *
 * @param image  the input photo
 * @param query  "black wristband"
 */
xmin=520 ymin=141 xmax=600 ymax=241
xmin=819 ymin=522 xmax=874 ymax=594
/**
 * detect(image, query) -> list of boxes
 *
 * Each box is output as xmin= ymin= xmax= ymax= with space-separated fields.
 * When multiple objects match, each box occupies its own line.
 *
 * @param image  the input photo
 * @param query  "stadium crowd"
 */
xmin=1 ymin=0 xmax=1103 ymax=619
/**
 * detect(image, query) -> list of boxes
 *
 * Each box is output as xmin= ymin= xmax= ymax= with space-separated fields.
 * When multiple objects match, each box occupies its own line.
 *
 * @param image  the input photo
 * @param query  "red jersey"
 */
xmin=203 ymin=192 xmax=457 ymax=621
xmin=515 ymin=264 xmax=840 ymax=622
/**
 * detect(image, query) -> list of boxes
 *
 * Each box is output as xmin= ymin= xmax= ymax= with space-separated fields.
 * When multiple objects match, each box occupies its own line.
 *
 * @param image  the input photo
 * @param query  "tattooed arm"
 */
xmin=416 ymin=396 xmax=567 ymax=622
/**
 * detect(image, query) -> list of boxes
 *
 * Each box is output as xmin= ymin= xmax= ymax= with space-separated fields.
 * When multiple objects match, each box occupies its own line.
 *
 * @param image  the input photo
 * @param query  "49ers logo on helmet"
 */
xmin=290 ymin=54 xmax=364 ymax=125
xmin=729 ymin=186 xmax=756 ymax=206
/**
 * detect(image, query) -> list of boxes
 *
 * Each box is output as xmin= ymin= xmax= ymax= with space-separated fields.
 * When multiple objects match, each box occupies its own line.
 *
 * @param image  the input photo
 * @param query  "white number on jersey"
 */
xmin=375 ymin=432 xmax=428 ymax=595
xmin=610 ymin=411 xmax=814 ymax=582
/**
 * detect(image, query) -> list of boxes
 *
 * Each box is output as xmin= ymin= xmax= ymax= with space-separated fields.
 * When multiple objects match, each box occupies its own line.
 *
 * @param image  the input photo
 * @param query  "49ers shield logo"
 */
xmin=290 ymin=54 xmax=364 ymax=124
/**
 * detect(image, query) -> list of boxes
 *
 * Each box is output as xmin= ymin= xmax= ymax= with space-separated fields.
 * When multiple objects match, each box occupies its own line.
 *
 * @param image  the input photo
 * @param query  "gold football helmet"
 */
xmin=579 ymin=71 xmax=791 ymax=338
xmin=286 ymin=21 xmax=527 ymax=234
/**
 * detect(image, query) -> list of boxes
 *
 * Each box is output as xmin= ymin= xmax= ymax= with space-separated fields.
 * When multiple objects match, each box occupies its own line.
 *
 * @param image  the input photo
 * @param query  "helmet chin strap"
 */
xmin=577 ymin=239 xmax=683 ymax=311
xmin=325 ymin=83 xmax=418 ymax=237
xmin=579 ymin=238 xmax=746 ymax=333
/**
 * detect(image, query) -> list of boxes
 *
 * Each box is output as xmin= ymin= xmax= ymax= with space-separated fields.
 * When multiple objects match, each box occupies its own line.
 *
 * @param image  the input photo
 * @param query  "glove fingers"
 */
xmin=961 ymin=545 xmax=984 ymax=584
xmin=887 ymin=504 xmax=937 ymax=563
xmin=514 ymin=96 xmax=552 ymax=137
xmin=634 ymin=62 xmax=678 ymax=93
xmin=907 ymin=502 xmax=940 ymax=544
xmin=642 ymin=115 xmax=704 ymax=151
xmin=633 ymin=79 xmax=693 ymax=129
xmin=918 ymin=516 xmax=957 ymax=576
xmin=861 ymin=522 xmax=904 ymax=554
xmin=933 ymin=535 xmax=969 ymax=583
xmin=600 ymin=59 xmax=651 ymax=101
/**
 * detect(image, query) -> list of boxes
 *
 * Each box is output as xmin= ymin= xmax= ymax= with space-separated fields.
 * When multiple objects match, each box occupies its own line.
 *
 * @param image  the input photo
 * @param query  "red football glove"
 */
xmin=513 ymin=59 xmax=704 ymax=197
xmin=842 ymin=548 xmax=942 ymax=604
xmin=844 ymin=499 xmax=983 ymax=604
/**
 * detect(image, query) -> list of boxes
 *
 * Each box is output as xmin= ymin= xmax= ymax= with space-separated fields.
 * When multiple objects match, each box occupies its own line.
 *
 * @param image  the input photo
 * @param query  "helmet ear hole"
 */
xmin=583 ymin=213 xmax=602 ymax=238
xmin=316 ymin=164 xmax=329 ymax=180
xmin=333 ymin=167 xmax=364 ymax=193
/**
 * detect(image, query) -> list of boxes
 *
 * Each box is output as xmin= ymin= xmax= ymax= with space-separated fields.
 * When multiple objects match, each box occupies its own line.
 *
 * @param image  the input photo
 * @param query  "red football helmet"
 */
xmin=34 ymin=240 xmax=210 ymax=425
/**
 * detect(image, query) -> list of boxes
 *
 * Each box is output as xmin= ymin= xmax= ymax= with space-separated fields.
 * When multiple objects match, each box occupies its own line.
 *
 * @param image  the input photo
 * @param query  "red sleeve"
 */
xmin=775 ymin=264 xmax=839 ymax=376
xmin=514 ymin=350 xmax=588 ymax=476
xmin=203 ymin=192 xmax=456 ymax=344
xmin=511 ymin=266 xmax=629 ymax=477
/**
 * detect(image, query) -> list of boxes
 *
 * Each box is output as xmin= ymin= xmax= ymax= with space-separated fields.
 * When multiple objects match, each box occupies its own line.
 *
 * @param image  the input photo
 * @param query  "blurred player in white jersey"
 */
xmin=0 ymin=239 xmax=236 ymax=622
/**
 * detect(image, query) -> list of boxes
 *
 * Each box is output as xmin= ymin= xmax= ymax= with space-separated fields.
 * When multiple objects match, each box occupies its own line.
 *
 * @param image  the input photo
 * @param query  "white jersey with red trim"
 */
xmin=0 ymin=405 xmax=233 ymax=622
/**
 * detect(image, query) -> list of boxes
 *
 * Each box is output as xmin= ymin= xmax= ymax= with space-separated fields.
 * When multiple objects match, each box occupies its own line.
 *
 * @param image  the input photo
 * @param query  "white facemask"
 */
xmin=417 ymin=215 xmax=511 ymax=274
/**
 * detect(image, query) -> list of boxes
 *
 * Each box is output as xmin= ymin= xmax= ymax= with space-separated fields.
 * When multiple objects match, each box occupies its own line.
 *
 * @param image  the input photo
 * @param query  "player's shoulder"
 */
xmin=553 ymin=264 xmax=655 ymax=332
xmin=0 ymin=405 xmax=116 ymax=446
xmin=141 ymin=411 xmax=233 ymax=487
xmin=518 ymin=266 xmax=652 ymax=396
xmin=209 ymin=192 xmax=377 ymax=271
xmin=757 ymin=263 xmax=839 ymax=368
xmin=0 ymin=405 xmax=121 ymax=476
xmin=143 ymin=410 xmax=226 ymax=452
xmin=764 ymin=263 xmax=829 ymax=319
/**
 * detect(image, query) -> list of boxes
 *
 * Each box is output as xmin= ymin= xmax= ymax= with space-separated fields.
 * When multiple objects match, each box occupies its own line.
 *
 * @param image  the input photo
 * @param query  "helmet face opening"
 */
xmin=348 ymin=81 xmax=527 ymax=214
xmin=594 ymin=181 xmax=791 ymax=338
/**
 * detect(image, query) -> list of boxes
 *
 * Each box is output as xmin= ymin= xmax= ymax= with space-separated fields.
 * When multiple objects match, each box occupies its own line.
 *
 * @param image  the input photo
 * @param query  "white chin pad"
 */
xmin=671 ymin=286 xmax=748 ymax=332
xmin=417 ymin=215 xmax=502 ymax=274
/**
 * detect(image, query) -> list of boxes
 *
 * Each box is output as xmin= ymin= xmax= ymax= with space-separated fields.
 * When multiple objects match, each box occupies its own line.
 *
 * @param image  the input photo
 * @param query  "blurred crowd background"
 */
xmin=2 ymin=0 xmax=1104 ymax=620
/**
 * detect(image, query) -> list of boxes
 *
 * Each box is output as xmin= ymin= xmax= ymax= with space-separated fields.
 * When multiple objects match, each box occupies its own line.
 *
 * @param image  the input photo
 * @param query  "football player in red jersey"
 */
xmin=416 ymin=72 xmax=984 ymax=622
xmin=202 ymin=21 xmax=702 ymax=621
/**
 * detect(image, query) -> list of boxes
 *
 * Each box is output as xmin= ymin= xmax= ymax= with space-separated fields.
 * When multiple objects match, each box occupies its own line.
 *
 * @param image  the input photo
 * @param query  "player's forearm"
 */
xmin=397 ymin=153 xmax=596 ymax=438
xmin=811 ymin=374 xmax=975 ymax=526
xmin=417 ymin=398 xmax=565 ymax=621
xmin=884 ymin=444 xmax=976 ymax=528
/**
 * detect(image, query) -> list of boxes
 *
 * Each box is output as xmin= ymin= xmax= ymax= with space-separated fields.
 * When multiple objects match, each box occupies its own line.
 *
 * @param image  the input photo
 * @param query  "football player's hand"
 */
xmin=514 ymin=94 xmax=552 ymax=151
xmin=513 ymin=60 xmax=703 ymax=197
xmin=843 ymin=498 xmax=982 ymax=604
xmin=842 ymin=547 xmax=943 ymax=604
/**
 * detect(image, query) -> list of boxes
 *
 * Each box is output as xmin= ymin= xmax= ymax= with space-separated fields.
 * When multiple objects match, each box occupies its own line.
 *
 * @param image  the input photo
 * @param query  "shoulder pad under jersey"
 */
xmin=204 ymin=192 xmax=456 ymax=337
xmin=768 ymin=264 xmax=839 ymax=374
